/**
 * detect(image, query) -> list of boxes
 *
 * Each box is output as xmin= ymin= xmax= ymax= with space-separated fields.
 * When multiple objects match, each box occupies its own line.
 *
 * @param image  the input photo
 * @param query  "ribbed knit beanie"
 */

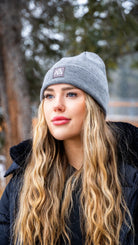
xmin=40 ymin=52 xmax=109 ymax=115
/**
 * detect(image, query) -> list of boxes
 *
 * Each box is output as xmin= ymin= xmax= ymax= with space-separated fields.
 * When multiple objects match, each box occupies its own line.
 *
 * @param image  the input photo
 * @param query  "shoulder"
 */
xmin=108 ymin=121 xmax=138 ymax=166
xmin=0 ymin=140 xmax=32 ymax=219
xmin=107 ymin=122 xmax=138 ymax=189
xmin=108 ymin=121 xmax=138 ymax=142
xmin=4 ymin=139 xmax=32 ymax=177
xmin=0 ymin=140 xmax=32 ymax=212
xmin=109 ymin=122 xmax=138 ymax=198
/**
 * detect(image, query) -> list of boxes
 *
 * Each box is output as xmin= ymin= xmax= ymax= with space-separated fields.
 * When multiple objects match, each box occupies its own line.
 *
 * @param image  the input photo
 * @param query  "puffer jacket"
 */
xmin=0 ymin=122 xmax=138 ymax=245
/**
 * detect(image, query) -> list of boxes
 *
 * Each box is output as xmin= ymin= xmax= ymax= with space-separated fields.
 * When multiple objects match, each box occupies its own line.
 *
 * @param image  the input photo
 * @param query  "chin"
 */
xmin=49 ymin=129 xmax=72 ymax=141
xmin=52 ymin=135 xmax=68 ymax=141
xmin=52 ymin=133 xmax=80 ymax=141
xmin=49 ymin=128 xmax=80 ymax=141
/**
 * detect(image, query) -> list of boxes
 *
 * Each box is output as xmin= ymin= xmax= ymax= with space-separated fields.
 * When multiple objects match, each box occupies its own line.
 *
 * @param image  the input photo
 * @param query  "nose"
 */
xmin=53 ymin=95 xmax=65 ymax=112
xmin=54 ymin=104 xmax=65 ymax=112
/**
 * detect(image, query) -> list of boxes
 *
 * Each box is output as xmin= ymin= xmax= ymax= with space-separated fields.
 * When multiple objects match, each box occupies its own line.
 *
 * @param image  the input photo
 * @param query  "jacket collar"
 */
xmin=4 ymin=139 xmax=32 ymax=177
xmin=9 ymin=139 xmax=32 ymax=166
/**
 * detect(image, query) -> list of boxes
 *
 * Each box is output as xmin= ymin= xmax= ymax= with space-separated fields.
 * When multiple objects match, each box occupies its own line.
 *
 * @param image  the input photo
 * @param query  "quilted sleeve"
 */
xmin=0 ymin=180 xmax=11 ymax=245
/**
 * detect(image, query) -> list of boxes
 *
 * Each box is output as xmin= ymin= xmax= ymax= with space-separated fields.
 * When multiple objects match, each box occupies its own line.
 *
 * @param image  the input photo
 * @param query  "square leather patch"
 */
xmin=53 ymin=67 xmax=65 ymax=78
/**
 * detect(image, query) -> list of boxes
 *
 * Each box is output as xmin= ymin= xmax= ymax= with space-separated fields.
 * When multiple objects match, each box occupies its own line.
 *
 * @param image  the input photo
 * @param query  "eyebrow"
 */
xmin=44 ymin=86 xmax=77 ymax=92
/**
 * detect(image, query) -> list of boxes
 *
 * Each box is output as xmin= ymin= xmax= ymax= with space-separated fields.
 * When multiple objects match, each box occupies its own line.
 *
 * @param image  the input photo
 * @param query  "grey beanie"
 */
xmin=40 ymin=52 xmax=109 ymax=114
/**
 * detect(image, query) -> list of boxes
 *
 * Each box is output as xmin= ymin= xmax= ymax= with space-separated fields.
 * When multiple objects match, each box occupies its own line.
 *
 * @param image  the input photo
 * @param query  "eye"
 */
xmin=67 ymin=92 xmax=77 ymax=97
xmin=43 ymin=94 xmax=54 ymax=99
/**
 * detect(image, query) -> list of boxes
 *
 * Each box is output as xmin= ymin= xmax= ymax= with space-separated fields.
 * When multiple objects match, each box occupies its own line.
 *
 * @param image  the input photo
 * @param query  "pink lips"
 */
xmin=52 ymin=116 xmax=70 ymax=125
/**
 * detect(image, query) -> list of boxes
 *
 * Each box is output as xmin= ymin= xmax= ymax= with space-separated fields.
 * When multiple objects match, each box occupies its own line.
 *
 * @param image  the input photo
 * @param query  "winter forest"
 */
xmin=0 ymin=0 xmax=138 ymax=189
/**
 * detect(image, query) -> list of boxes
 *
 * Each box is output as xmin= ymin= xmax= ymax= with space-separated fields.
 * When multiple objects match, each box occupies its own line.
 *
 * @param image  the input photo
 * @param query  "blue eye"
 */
xmin=44 ymin=94 xmax=54 ymax=99
xmin=67 ymin=92 xmax=77 ymax=97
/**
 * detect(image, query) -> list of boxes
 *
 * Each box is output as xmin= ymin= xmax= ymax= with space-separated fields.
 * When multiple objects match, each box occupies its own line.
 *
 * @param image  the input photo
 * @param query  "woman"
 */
xmin=0 ymin=52 xmax=137 ymax=245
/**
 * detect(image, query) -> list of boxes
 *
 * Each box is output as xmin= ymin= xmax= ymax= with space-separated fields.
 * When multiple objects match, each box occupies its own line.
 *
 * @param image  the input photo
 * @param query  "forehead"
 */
xmin=44 ymin=83 xmax=79 ymax=91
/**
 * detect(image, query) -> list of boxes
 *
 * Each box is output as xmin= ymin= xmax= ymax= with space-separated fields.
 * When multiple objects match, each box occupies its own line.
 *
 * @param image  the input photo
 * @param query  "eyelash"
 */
xmin=66 ymin=92 xmax=77 ymax=97
xmin=43 ymin=94 xmax=54 ymax=99
xmin=43 ymin=92 xmax=77 ymax=99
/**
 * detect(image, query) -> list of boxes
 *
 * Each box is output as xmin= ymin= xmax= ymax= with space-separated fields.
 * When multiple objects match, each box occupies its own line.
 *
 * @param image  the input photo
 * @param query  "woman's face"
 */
xmin=43 ymin=84 xmax=86 ymax=141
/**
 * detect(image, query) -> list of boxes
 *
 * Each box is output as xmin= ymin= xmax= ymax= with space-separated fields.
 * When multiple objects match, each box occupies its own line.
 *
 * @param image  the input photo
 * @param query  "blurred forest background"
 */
xmin=0 ymin=0 xmax=138 ymax=190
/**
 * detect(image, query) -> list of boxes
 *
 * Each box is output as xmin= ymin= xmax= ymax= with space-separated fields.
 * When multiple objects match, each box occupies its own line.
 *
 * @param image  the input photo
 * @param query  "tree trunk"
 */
xmin=0 ymin=0 xmax=31 ymax=169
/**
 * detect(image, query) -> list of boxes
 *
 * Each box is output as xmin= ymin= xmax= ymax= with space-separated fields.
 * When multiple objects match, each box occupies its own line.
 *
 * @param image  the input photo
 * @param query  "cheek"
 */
xmin=74 ymin=102 xmax=86 ymax=123
xmin=43 ymin=104 xmax=51 ymax=124
xmin=77 ymin=101 xmax=86 ymax=116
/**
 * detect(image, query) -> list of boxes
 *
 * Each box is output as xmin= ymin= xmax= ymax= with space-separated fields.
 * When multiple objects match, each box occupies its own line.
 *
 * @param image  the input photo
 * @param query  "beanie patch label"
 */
xmin=53 ymin=67 xmax=65 ymax=78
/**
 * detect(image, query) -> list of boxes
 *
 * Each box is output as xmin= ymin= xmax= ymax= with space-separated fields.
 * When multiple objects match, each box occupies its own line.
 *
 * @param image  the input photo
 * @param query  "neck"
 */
xmin=63 ymin=137 xmax=83 ymax=170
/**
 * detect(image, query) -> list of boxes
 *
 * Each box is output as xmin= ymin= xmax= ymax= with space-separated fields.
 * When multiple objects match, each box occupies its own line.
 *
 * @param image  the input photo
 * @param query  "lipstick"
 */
xmin=52 ymin=116 xmax=70 ymax=125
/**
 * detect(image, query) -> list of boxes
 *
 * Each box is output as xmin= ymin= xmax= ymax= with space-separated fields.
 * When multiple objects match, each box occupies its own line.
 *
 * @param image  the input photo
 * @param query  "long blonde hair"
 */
xmin=14 ymin=95 xmax=132 ymax=245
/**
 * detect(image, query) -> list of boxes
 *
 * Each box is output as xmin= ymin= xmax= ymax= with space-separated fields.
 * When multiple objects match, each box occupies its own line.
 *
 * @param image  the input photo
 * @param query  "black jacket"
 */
xmin=0 ymin=122 xmax=138 ymax=245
